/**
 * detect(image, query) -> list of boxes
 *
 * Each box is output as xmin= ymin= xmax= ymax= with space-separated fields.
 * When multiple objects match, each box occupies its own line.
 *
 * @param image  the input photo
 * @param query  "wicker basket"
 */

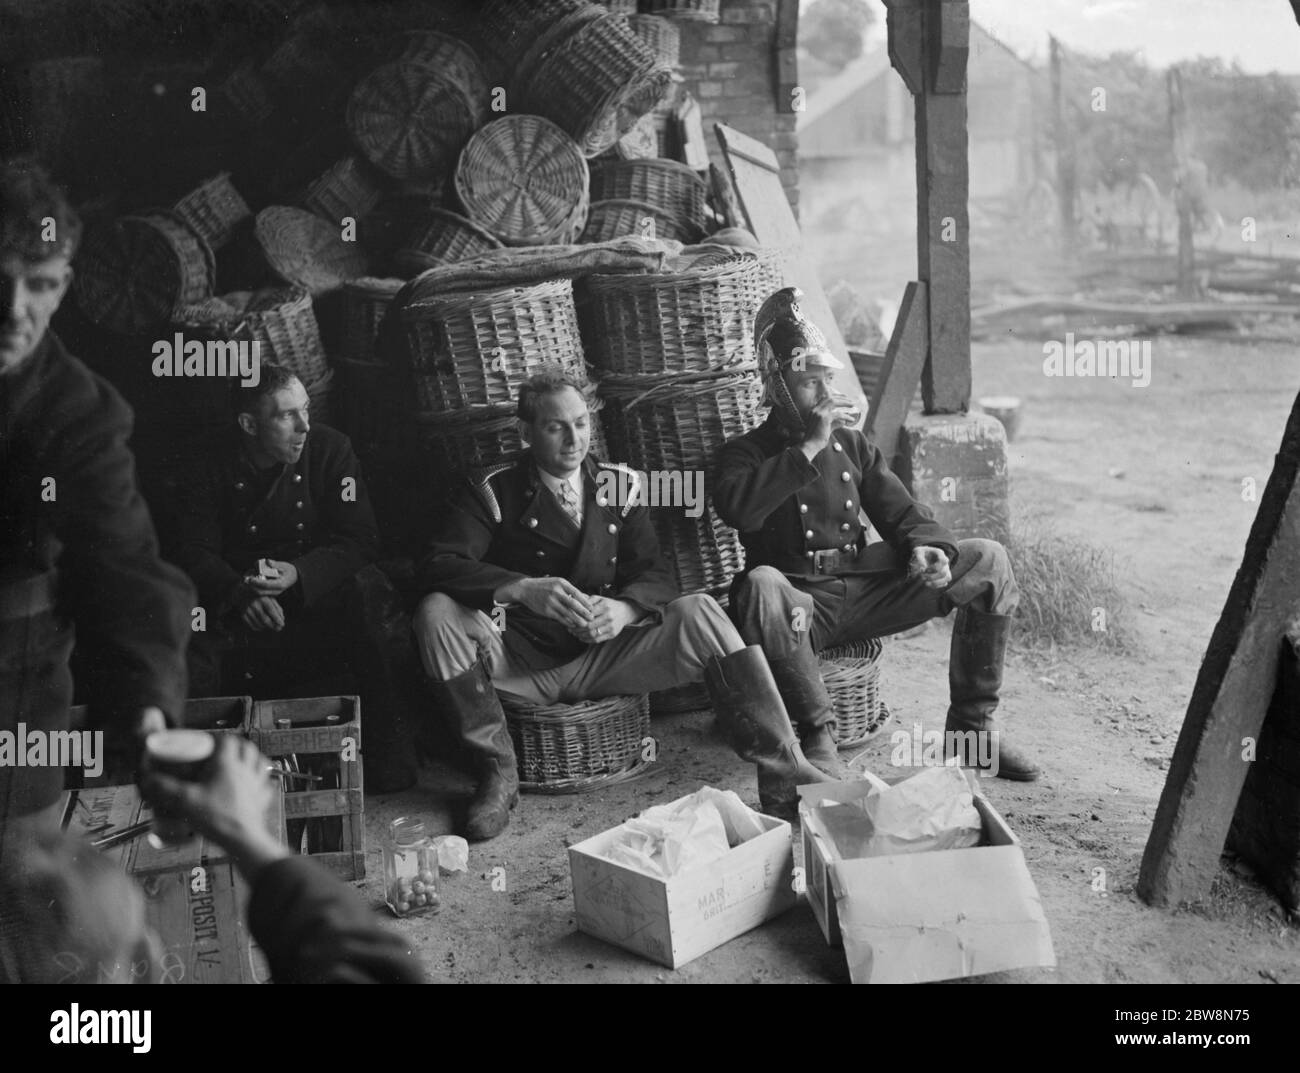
xmin=819 ymin=639 xmax=889 ymax=748
xmin=396 ymin=31 xmax=490 ymax=106
xmin=581 ymin=199 xmax=698 ymax=244
xmin=402 ymin=277 xmax=589 ymax=409
xmin=254 ymin=206 xmax=370 ymax=295
xmin=590 ymin=158 xmax=708 ymax=233
xmin=641 ymin=0 xmax=720 ymax=22
xmin=172 ymin=172 xmax=251 ymax=251
xmin=392 ymin=209 xmax=503 ymax=276
xmin=477 ymin=0 xmax=590 ymax=72
xmin=652 ymin=507 xmax=746 ymax=597
xmin=218 ymin=61 xmax=276 ymax=127
xmin=176 ymin=286 xmax=329 ymax=386
xmin=517 ymin=12 xmax=672 ymax=157
xmin=583 ymin=253 xmax=764 ymax=374
xmin=503 ymin=693 xmax=653 ymax=793
xmin=300 ymin=156 xmax=383 ymax=225
xmin=627 ymin=14 xmax=681 ymax=68
xmin=342 ymin=276 xmax=404 ymax=359
xmin=454 ymin=116 xmax=590 ymax=247
xmin=76 ymin=211 xmax=216 ymax=335
xmin=303 ymin=366 xmax=336 ymax=425
xmin=649 ymin=681 xmax=711 ymax=715
xmin=601 ymin=0 xmax=638 ymax=12
xmin=347 ymin=60 xmax=482 ymax=181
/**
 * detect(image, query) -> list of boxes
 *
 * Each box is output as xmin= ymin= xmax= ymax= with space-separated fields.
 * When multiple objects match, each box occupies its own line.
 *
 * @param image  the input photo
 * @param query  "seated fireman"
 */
xmin=169 ymin=363 xmax=416 ymax=791
xmin=712 ymin=289 xmax=1038 ymax=781
xmin=414 ymin=367 xmax=834 ymax=841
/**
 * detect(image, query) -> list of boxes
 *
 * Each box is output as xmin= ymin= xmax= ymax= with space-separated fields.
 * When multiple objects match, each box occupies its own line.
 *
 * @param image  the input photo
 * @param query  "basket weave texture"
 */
xmin=177 ymin=286 xmax=328 ymax=386
xmin=455 ymin=116 xmax=590 ymax=247
xmin=347 ymin=60 xmax=482 ymax=181
xmin=172 ymin=172 xmax=251 ymax=250
xmin=819 ymin=638 xmax=889 ymax=748
xmin=503 ymin=692 xmax=653 ymax=793
xmin=254 ymin=206 xmax=370 ymax=294
xmin=641 ymin=0 xmax=721 ymax=22
xmin=393 ymin=209 xmax=503 ymax=276
xmin=300 ymin=156 xmax=383 ymax=225
xmin=342 ymin=276 xmax=404 ymax=359
xmin=402 ymin=277 xmax=589 ymax=410
xmin=76 ymin=211 xmax=216 ymax=334
xmin=627 ymin=14 xmax=681 ymax=68
xmin=590 ymin=158 xmax=708 ymax=234
xmin=583 ymin=252 xmax=764 ymax=375
xmin=581 ymin=199 xmax=699 ymax=244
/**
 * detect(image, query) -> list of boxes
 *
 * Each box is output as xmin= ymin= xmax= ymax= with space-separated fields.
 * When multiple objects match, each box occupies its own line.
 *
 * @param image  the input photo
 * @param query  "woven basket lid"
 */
xmin=347 ymin=60 xmax=481 ymax=181
xmin=455 ymin=116 xmax=590 ymax=246
xmin=396 ymin=30 xmax=489 ymax=102
xmin=254 ymin=206 xmax=369 ymax=294
xmin=75 ymin=210 xmax=215 ymax=334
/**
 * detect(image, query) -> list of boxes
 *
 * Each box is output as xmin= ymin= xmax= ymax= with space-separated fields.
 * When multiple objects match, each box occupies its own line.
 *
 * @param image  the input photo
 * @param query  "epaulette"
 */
xmin=597 ymin=461 xmax=642 ymax=518
xmin=469 ymin=462 xmax=515 ymax=524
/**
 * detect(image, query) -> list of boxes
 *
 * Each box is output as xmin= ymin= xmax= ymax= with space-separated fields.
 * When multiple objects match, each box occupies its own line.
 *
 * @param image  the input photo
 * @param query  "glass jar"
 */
xmin=383 ymin=817 xmax=441 ymax=918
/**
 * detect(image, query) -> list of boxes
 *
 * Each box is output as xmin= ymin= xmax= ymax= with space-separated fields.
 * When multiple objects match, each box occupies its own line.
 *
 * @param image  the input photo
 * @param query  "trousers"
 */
xmin=731 ymin=538 xmax=1019 ymax=658
xmin=413 ymin=592 xmax=743 ymax=704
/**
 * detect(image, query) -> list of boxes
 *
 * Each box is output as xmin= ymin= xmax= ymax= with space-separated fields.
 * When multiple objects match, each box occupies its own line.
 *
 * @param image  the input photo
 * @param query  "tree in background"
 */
xmin=801 ymin=0 xmax=875 ymax=73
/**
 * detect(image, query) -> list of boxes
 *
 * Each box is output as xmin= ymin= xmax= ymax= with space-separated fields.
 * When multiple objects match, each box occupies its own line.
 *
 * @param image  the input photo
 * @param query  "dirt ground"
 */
xmin=355 ymin=330 xmax=1300 ymax=985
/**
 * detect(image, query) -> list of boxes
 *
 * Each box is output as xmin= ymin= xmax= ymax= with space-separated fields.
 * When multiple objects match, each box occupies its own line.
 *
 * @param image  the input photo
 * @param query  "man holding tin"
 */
xmin=0 ymin=158 xmax=193 ymax=848
xmin=712 ymin=287 xmax=1039 ymax=781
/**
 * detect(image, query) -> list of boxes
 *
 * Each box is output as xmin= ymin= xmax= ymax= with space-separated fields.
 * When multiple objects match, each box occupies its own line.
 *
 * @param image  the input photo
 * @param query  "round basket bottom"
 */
xmin=819 ymin=639 xmax=889 ymax=749
xmin=504 ymin=693 xmax=652 ymax=794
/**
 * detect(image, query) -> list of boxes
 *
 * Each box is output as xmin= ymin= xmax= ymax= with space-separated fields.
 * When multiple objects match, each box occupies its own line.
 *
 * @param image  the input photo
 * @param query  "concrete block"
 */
xmin=895 ymin=411 xmax=1010 ymax=545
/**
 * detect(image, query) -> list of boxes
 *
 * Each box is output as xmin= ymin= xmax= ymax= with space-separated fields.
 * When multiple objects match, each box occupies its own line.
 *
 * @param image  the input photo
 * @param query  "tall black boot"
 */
xmin=766 ymin=643 xmax=852 ymax=779
xmin=704 ymin=646 xmax=833 ymax=820
xmin=432 ymin=660 xmax=520 ymax=841
xmin=945 ymin=607 xmax=1040 ymax=781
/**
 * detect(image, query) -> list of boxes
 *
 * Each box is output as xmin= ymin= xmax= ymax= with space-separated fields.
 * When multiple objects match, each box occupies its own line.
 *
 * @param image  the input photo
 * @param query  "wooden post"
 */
xmin=1138 ymin=388 xmax=1300 ymax=907
xmin=884 ymin=0 xmax=971 ymax=416
xmin=1049 ymin=36 xmax=1077 ymax=253
xmin=1168 ymin=65 xmax=1199 ymax=299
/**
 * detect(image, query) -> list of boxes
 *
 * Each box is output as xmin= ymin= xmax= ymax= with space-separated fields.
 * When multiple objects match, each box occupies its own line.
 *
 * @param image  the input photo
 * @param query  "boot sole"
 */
xmin=464 ymin=790 xmax=520 ymax=842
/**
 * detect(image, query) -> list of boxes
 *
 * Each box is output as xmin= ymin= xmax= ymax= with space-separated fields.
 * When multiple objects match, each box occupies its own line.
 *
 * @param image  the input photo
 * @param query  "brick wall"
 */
xmin=675 ymin=0 xmax=800 ymax=217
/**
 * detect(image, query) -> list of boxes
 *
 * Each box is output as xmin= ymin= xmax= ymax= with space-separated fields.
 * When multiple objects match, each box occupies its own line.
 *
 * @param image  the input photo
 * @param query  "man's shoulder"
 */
xmin=28 ymin=335 xmax=132 ymax=439
xmin=464 ymin=456 xmax=529 ymax=523
xmin=305 ymin=423 xmax=355 ymax=461
xmin=720 ymin=420 xmax=779 ymax=458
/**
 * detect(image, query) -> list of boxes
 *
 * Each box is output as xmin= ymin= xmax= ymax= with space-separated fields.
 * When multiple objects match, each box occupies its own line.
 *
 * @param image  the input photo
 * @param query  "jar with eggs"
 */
xmin=383 ymin=816 xmax=441 ymax=917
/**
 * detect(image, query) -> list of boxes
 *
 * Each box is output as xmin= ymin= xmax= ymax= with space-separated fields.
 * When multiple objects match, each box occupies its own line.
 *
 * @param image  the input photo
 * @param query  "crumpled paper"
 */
xmin=599 ymin=787 xmax=766 ymax=879
xmin=431 ymin=835 xmax=469 ymax=874
xmin=814 ymin=765 xmax=982 ymax=858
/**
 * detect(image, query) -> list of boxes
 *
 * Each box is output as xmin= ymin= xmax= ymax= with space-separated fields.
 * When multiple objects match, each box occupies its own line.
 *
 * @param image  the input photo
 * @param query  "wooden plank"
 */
xmin=865 ymin=281 xmax=929 ymax=464
xmin=1138 ymin=388 xmax=1300 ymax=906
xmin=714 ymin=122 xmax=868 ymax=417
xmin=883 ymin=0 xmax=924 ymax=95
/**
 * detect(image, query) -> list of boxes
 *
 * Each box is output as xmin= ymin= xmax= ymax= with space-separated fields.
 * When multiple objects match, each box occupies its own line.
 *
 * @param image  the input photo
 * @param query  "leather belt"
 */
xmin=807 ymin=548 xmax=848 ymax=575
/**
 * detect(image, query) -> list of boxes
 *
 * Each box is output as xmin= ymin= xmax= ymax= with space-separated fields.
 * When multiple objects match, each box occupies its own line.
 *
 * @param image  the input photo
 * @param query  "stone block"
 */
xmin=895 ymin=411 xmax=1010 ymax=545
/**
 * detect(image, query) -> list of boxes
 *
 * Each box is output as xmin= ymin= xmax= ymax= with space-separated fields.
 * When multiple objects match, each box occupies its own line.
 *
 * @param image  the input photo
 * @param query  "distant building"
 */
xmin=798 ymin=20 xmax=1047 ymax=219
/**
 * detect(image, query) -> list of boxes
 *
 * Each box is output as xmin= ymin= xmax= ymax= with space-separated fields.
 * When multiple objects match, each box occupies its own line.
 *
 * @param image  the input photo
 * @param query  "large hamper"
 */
xmin=503 ymin=693 xmax=653 ymax=793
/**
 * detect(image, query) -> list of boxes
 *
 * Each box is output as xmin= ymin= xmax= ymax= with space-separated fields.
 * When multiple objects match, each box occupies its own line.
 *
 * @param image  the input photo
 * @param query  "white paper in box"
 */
xmin=798 ymin=772 xmax=1056 ymax=984
xmin=568 ymin=794 xmax=796 ymax=969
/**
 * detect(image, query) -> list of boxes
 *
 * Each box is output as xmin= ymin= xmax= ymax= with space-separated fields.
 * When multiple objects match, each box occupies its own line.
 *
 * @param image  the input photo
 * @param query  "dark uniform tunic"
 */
xmin=418 ymin=454 xmax=677 ymax=668
xmin=169 ymin=424 xmax=389 ymax=696
xmin=0 ymin=332 xmax=192 ymax=818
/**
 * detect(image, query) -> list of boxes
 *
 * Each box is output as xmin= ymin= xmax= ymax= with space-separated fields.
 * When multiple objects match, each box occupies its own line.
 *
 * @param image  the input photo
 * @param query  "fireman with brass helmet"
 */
xmin=712 ymin=288 xmax=1039 ymax=781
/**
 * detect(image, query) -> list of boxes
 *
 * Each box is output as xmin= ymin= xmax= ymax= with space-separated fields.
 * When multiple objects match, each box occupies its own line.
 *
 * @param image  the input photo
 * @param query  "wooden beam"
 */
xmin=865 ymin=280 xmax=928 ymax=462
xmin=1050 ymin=36 xmax=1078 ymax=253
xmin=1138 ymin=387 xmax=1300 ymax=907
xmin=1168 ymin=66 xmax=1200 ymax=300
xmin=884 ymin=0 xmax=925 ymax=95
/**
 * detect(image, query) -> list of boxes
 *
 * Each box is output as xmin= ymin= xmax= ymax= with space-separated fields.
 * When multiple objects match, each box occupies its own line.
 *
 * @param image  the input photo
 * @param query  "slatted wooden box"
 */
xmin=249 ymin=696 xmax=365 ymax=881
xmin=60 ymin=783 xmax=284 ymax=984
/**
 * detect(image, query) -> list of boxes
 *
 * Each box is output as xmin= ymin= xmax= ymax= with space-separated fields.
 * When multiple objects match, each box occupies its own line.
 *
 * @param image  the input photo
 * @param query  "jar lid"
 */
xmin=389 ymin=816 xmax=426 ymax=844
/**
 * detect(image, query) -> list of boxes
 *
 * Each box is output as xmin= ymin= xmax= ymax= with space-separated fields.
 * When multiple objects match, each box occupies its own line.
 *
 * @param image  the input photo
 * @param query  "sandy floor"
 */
xmin=352 ymin=331 xmax=1300 ymax=984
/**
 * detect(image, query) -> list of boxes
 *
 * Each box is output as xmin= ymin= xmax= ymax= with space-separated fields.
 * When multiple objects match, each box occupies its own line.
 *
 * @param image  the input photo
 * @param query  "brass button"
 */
xmin=799 ymin=504 xmax=808 ymax=515
xmin=841 ymin=471 xmax=851 ymax=482
xmin=608 ymin=556 xmax=617 ymax=565
xmin=805 ymin=551 xmax=814 ymax=559
xmin=607 ymin=523 xmax=617 ymax=534
xmin=840 ymin=522 xmax=851 ymax=532
xmin=804 ymin=529 xmax=814 ymax=539
xmin=597 ymin=496 xmax=609 ymax=506
xmin=843 ymin=544 xmax=853 ymax=552
xmin=293 ymin=474 xmax=302 ymax=483
xmin=295 ymin=500 xmax=303 ymax=509
xmin=832 ymin=443 xmax=843 ymax=453
xmin=536 ymin=550 xmax=546 ymax=559
xmin=527 ymin=518 xmax=538 ymax=528
xmin=234 ymin=481 xmax=245 ymax=491
xmin=248 ymin=524 xmax=257 ymax=534
xmin=845 ymin=500 xmax=854 ymax=510
xmin=295 ymin=523 xmax=304 ymax=531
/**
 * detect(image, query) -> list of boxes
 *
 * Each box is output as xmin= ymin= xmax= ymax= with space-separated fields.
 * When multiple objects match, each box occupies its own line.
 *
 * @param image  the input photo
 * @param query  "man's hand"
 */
xmin=909 ymin=546 xmax=952 ymax=590
xmin=799 ymin=399 xmax=836 ymax=459
xmin=246 ymin=559 xmax=299 ymax=596
xmin=140 ymin=735 xmax=289 ymax=885
xmin=499 ymin=577 xmax=594 ymax=630
xmin=570 ymin=597 xmax=642 ymax=644
xmin=241 ymin=594 xmax=286 ymax=632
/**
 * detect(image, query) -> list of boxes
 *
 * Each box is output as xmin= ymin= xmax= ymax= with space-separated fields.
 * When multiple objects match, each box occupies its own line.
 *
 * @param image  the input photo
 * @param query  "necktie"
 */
xmin=557 ymin=479 xmax=582 ymax=527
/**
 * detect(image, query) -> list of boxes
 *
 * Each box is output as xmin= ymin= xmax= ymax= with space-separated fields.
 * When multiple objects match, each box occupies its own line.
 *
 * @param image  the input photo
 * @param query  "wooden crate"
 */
xmin=250 ymin=696 xmax=365 ymax=881
xmin=61 ymin=783 xmax=284 ymax=984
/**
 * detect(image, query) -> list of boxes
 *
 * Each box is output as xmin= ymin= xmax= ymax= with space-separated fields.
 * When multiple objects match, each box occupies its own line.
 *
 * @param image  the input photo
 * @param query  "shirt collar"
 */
xmin=536 ymin=466 xmax=583 ymax=500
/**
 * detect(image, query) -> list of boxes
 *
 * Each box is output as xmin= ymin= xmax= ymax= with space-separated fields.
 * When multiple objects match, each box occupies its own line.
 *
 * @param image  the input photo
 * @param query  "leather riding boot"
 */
xmin=432 ymin=661 xmax=520 ymax=840
xmin=766 ymin=643 xmax=851 ymax=780
xmin=945 ymin=607 xmax=1040 ymax=781
xmin=704 ymin=645 xmax=833 ymax=820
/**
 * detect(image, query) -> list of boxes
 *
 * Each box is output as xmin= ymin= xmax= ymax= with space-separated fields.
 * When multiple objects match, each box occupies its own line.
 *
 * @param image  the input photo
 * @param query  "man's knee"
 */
xmin=413 ymin=593 xmax=474 ymax=648
xmin=955 ymin=538 xmax=1019 ymax=613
xmin=665 ymin=593 xmax=737 ymax=644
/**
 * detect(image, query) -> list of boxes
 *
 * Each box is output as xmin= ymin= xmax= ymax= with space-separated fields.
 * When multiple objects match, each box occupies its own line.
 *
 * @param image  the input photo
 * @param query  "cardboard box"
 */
xmin=569 ymin=797 xmax=797 ymax=969
xmin=61 ymin=784 xmax=284 ymax=984
xmin=799 ymin=773 xmax=1056 ymax=984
